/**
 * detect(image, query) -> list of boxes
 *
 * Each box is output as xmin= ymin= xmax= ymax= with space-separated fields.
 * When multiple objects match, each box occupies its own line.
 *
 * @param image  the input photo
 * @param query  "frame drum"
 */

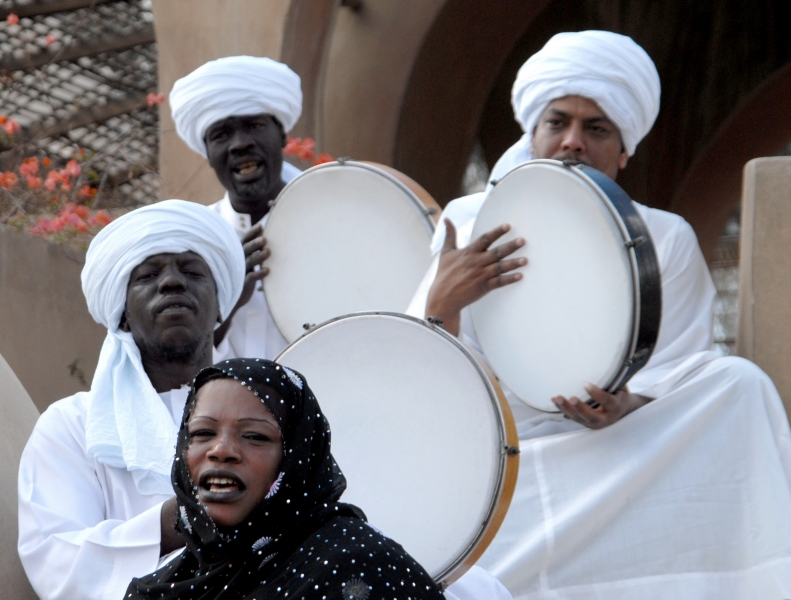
xmin=471 ymin=160 xmax=661 ymax=412
xmin=276 ymin=312 xmax=519 ymax=586
xmin=263 ymin=160 xmax=440 ymax=343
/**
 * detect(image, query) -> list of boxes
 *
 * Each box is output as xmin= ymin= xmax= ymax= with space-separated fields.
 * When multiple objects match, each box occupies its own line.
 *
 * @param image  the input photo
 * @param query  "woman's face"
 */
xmin=185 ymin=378 xmax=284 ymax=527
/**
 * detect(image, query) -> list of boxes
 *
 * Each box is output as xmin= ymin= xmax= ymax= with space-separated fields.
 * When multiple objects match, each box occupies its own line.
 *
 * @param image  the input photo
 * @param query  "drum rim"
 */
xmin=276 ymin=311 xmax=520 ymax=585
xmin=473 ymin=159 xmax=662 ymax=411
xmin=263 ymin=160 xmax=437 ymax=342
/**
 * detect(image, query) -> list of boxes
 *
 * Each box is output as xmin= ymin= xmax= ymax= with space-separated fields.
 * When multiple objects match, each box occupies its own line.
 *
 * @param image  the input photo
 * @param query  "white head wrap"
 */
xmin=169 ymin=55 xmax=302 ymax=158
xmin=81 ymin=200 xmax=245 ymax=495
xmin=489 ymin=30 xmax=660 ymax=183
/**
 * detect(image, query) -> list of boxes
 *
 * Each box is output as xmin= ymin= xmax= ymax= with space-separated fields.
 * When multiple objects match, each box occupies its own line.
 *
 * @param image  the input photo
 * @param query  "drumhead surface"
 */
xmin=471 ymin=161 xmax=635 ymax=411
xmin=277 ymin=313 xmax=516 ymax=583
xmin=264 ymin=162 xmax=435 ymax=342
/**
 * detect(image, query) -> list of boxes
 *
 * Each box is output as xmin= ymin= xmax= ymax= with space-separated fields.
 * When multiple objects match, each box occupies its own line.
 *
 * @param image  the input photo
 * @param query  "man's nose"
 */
xmin=157 ymin=264 xmax=187 ymax=292
xmin=561 ymin=121 xmax=586 ymax=153
xmin=228 ymin=129 xmax=255 ymax=154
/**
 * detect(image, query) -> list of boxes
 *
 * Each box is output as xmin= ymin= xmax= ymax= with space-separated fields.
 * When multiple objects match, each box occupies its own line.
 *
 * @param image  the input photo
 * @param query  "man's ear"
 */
xmin=119 ymin=311 xmax=130 ymax=333
xmin=618 ymin=149 xmax=629 ymax=171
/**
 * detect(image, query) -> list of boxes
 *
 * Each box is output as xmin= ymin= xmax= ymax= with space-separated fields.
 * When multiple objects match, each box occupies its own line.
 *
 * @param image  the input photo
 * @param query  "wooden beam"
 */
xmin=0 ymin=24 xmax=155 ymax=72
xmin=0 ymin=0 xmax=116 ymax=20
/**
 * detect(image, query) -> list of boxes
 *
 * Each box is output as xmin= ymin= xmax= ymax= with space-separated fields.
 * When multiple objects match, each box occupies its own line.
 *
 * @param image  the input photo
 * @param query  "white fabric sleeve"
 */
xmin=18 ymin=408 xmax=163 ymax=600
xmin=445 ymin=566 xmax=513 ymax=600
xmin=628 ymin=215 xmax=716 ymax=396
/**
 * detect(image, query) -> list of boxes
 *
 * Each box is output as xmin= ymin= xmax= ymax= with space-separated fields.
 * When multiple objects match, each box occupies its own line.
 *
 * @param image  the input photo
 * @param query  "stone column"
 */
xmin=737 ymin=156 xmax=791 ymax=423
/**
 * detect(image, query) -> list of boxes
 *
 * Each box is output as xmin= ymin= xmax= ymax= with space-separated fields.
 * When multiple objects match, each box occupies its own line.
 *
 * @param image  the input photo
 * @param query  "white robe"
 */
xmin=211 ymin=161 xmax=301 ymax=362
xmin=17 ymin=385 xmax=509 ymax=600
xmin=17 ymin=388 xmax=188 ymax=600
xmin=408 ymin=193 xmax=791 ymax=598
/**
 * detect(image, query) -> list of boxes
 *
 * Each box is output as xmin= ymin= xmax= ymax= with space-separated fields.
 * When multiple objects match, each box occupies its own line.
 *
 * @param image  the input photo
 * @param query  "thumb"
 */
xmin=441 ymin=218 xmax=458 ymax=253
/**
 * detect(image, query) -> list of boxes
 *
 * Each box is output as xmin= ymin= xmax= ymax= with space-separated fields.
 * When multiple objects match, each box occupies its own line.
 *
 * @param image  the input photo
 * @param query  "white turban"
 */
xmin=489 ymin=30 xmax=660 ymax=183
xmin=169 ymin=55 xmax=302 ymax=158
xmin=81 ymin=199 xmax=245 ymax=495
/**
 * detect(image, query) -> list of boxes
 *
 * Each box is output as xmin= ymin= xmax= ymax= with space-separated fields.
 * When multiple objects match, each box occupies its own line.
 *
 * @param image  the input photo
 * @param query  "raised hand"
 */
xmin=425 ymin=219 xmax=526 ymax=336
xmin=551 ymin=383 xmax=651 ymax=429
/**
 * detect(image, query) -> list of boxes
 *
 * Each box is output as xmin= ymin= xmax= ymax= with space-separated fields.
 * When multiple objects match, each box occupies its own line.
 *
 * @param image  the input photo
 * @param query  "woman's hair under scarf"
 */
xmin=488 ymin=30 xmax=661 ymax=185
xmin=127 ymin=358 xmax=371 ymax=600
xmin=170 ymin=55 xmax=302 ymax=158
xmin=81 ymin=199 xmax=245 ymax=495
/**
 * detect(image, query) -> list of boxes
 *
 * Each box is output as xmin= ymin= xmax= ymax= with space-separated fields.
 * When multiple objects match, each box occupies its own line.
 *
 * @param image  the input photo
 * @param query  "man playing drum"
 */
xmin=169 ymin=56 xmax=302 ymax=362
xmin=409 ymin=30 xmax=791 ymax=598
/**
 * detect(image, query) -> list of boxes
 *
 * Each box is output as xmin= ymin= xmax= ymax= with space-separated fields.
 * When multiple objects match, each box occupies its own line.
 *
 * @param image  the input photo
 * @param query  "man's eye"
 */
xmin=244 ymin=433 xmax=271 ymax=442
xmin=189 ymin=430 xmax=214 ymax=438
xmin=135 ymin=271 xmax=157 ymax=281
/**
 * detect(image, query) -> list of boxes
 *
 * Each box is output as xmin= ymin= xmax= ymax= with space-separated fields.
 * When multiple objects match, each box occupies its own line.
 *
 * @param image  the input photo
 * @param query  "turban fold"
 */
xmin=169 ymin=55 xmax=302 ymax=158
xmin=81 ymin=200 xmax=245 ymax=494
xmin=489 ymin=30 xmax=660 ymax=183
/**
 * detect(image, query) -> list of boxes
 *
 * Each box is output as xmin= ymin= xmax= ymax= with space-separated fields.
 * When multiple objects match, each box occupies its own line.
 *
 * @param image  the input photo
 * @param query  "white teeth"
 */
xmin=236 ymin=161 xmax=259 ymax=175
xmin=207 ymin=477 xmax=237 ymax=485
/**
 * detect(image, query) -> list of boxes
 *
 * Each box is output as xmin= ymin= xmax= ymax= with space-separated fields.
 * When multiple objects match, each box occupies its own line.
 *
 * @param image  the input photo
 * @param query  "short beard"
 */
xmin=139 ymin=335 xmax=210 ymax=366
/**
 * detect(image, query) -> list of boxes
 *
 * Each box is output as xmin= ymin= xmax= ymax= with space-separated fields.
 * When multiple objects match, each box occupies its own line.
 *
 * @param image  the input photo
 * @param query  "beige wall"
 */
xmin=319 ymin=0 xmax=446 ymax=163
xmin=0 ymin=226 xmax=105 ymax=411
xmin=151 ymin=0 xmax=293 ymax=204
xmin=0 ymin=352 xmax=39 ymax=599
xmin=737 ymin=157 xmax=791 ymax=422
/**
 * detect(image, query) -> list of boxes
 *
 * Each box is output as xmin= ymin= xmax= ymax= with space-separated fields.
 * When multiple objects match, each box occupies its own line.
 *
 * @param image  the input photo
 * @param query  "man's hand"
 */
xmin=160 ymin=496 xmax=185 ymax=556
xmin=425 ymin=219 xmax=526 ymax=336
xmin=552 ymin=383 xmax=651 ymax=429
xmin=214 ymin=224 xmax=270 ymax=347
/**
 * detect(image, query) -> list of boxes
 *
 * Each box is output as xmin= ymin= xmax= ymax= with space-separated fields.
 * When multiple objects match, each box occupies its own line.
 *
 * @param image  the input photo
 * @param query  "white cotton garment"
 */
xmin=81 ymin=200 xmax=245 ymax=495
xmin=169 ymin=55 xmax=302 ymax=157
xmin=211 ymin=162 xmax=301 ymax=362
xmin=18 ymin=389 xmax=188 ymax=600
xmin=489 ymin=30 xmax=660 ymax=185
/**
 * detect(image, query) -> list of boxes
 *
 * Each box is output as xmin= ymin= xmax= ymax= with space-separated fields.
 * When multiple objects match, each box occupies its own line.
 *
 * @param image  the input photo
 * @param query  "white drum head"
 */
xmin=277 ymin=313 xmax=516 ymax=583
xmin=471 ymin=161 xmax=634 ymax=412
xmin=264 ymin=162 xmax=435 ymax=342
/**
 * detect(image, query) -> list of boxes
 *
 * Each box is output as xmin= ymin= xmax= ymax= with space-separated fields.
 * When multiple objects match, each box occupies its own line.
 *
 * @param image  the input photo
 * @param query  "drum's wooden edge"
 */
xmin=360 ymin=161 xmax=442 ymax=225
xmin=442 ymin=356 xmax=520 ymax=587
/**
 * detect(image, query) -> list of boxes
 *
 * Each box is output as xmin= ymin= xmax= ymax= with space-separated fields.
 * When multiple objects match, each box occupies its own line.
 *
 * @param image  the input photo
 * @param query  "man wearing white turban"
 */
xmin=170 ymin=55 xmax=303 ymax=363
xmin=17 ymin=200 xmax=246 ymax=600
xmin=409 ymin=31 xmax=791 ymax=598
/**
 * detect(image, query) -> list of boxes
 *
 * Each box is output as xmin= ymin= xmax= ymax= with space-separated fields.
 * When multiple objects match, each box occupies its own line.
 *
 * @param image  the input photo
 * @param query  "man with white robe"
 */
xmin=16 ymin=201 xmax=509 ymax=599
xmin=409 ymin=30 xmax=791 ymax=598
xmin=169 ymin=56 xmax=302 ymax=363
xmin=17 ymin=200 xmax=246 ymax=600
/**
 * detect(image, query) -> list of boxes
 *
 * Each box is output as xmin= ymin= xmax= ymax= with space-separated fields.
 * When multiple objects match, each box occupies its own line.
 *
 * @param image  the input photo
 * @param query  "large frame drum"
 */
xmin=263 ymin=160 xmax=440 ymax=343
xmin=471 ymin=160 xmax=661 ymax=412
xmin=277 ymin=312 xmax=519 ymax=586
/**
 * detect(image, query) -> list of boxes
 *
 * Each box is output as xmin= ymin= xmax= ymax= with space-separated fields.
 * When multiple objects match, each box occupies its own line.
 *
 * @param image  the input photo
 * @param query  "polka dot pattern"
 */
xmin=125 ymin=358 xmax=443 ymax=599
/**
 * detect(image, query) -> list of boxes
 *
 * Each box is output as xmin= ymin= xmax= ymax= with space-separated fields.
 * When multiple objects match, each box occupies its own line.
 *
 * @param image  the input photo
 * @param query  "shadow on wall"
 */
xmin=0 ymin=226 xmax=105 ymax=411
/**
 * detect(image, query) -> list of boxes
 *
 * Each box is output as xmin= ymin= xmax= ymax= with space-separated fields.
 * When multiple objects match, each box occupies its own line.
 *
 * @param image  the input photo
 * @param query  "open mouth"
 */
xmin=201 ymin=475 xmax=246 ymax=494
xmin=233 ymin=160 xmax=262 ymax=176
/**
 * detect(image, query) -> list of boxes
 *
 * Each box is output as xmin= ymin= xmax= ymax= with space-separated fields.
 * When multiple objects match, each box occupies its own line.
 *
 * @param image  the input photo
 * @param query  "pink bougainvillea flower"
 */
xmin=283 ymin=136 xmax=302 ymax=156
xmin=146 ymin=92 xmax=166 ymax=107
xmin=0 ymin=171 xmax=19 ymax=189
xmin=312 ymin=153 xmax=334 ymax=166
xmin=0 ymin=115 xmax=6 ymax=125
xmin=78 ymin=184 xmax=98 ymax=198
xmin=94 ymin=210 xmax=113 ymax=226
xmin=6 ymin=13 xmax=19 ymax=25
xmin=19 ymin=157 xmax=40 ymax=177
xmin=45 ymin=33 xmax=57 ymax=46
xmin=65 ymin=159 xmax=81 ymax=177
xmin=42 ymin=157 xmax=52 ymax=167
xmin=2 ymin=118 xmax=21 ymax=135
xmin=26 ymin=175 xmax=43 ymax=189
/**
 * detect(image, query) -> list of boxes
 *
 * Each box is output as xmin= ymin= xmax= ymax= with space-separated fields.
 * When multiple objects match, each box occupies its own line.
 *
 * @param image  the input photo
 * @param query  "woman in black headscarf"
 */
xmin=126 ymin=358 xmax=444 ymax=600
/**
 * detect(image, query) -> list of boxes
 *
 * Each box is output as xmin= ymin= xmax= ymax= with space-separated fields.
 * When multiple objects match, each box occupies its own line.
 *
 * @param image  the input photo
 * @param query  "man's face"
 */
xmin=205 ymin=114 xmax=286 ymax=211
xmin=530 ymin=95 xmax=628 ymax=180
xmin=120 ymin=251 xmax=220 ymax=363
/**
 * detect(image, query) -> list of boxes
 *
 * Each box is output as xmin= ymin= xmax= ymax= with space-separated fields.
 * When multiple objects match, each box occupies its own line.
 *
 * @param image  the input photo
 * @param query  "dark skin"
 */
xmin=205 ymin=114 xmax=286 ymax=346
xmin=119 ymin=250 xmax=221 ymax=555
xmin=426 ymin=96 xmax=649 ymax=429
